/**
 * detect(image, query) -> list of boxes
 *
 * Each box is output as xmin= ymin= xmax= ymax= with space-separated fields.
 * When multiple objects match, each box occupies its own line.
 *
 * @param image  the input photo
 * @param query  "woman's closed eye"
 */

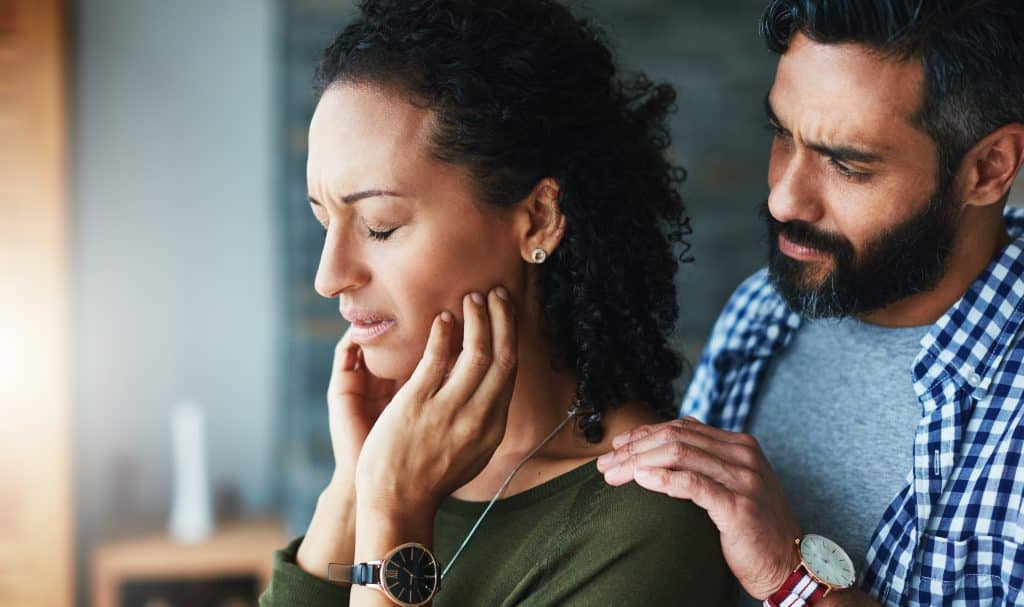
xmin=315 ymin=219 xmax=401 ymax=242
xmin=366 ymin=225 xmax=398 ymax=241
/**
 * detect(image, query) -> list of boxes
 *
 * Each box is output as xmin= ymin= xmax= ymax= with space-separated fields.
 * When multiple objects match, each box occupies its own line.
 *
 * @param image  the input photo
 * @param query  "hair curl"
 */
xmin=313 ymin=0 xmax=691 ymax=442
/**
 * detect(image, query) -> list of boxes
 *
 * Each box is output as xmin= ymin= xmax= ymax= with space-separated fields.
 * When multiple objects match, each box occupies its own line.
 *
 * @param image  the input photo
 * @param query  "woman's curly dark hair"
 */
xmin=313 ymin=0 xmax=691 ymax=442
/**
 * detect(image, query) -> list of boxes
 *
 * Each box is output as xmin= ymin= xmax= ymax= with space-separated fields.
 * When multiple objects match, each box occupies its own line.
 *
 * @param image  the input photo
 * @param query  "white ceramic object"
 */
xmin=168 ymin=400 xmax=214 ymax=543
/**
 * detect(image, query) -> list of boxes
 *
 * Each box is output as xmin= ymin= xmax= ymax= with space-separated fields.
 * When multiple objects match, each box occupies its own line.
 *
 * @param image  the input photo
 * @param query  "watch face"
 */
xmin=799 ymin=534 xmax=856 ymax=589
xmin=380 ymin=543 xmax=439 ymax=606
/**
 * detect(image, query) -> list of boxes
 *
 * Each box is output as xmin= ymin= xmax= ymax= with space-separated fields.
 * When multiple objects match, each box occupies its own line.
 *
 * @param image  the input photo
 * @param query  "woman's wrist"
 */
xmin=353 ymin=498 xmax=435 ymax=562
xmin=295 ymin=484 xmax=359 ymax=580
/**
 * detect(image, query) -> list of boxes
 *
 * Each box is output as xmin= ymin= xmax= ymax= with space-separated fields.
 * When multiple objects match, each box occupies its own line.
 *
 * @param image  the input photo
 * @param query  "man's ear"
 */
xmin=955 ymin=123 xmax=1024 ymax=208
xmin=514 ymin=177 xmax=566 ymax=262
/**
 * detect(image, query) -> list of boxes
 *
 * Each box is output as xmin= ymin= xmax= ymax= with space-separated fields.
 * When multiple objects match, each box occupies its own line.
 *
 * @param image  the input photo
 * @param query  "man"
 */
xmin=597 ymin=1 xmax=1024 ymax=605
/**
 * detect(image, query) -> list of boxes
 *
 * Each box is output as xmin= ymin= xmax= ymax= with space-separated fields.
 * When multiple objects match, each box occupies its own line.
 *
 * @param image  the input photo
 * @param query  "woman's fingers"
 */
xmin=437 ymin=291 xmax=494 ymax=404
xmin=462 ymin=287 xmax=517 ymax=419
xmin=327 ymin=335 xmax=363 ymax=397
xmin=400 ymin=311 xmax=454 ymax=401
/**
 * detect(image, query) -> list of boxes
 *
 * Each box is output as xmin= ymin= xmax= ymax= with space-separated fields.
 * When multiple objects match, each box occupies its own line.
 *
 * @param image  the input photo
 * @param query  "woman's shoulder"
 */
xmin=567 ymin=462 xmax=718 ymax=543
xmin=532 ymin=461 xmax=736 ymax=605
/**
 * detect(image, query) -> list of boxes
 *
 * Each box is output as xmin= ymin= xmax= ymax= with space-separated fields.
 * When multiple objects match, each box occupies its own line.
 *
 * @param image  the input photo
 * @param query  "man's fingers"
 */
xmin=610 ymin=418 xmax=762 ymax=466
xmin=611 ymin=424 xmax=656 ymax=450
xmin=633 ymin=467 xmax=735 ymax=515
xmin=439 ymin=291 xmax=494 ymax=404
xmin=601 ymin=441 xmax=738 ymax=491
xmin=401 ymin=311 xmax=454 ymax=400
xmin=675 ymin=416 xmax=757 ymax=446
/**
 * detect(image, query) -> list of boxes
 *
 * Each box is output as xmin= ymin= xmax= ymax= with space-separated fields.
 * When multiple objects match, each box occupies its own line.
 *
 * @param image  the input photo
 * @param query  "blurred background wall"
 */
xmin=37 ymin=0 xmax=1024 ymax=605
xmin=71 ymin=0 xmax=280 ymax=604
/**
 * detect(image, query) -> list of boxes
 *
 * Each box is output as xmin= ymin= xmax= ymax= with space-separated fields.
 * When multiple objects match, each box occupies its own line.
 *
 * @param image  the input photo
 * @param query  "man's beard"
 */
xmin=764 ymin=188 xmax=960 ymax=319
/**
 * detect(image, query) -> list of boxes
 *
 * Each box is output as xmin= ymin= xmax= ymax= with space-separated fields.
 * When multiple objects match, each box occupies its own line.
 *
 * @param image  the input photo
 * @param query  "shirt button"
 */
xmin=968 ymin=372 xmax=982 ymax=387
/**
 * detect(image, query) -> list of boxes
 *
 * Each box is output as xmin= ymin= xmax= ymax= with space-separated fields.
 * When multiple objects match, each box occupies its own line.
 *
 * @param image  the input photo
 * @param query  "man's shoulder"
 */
xmin=1005 ymin=205 xmax=1024 ymax=235
xmin=723 ymin=267 xmax=779 ymax=313
xmin=705 ymin=268 xmax=796 ymax=351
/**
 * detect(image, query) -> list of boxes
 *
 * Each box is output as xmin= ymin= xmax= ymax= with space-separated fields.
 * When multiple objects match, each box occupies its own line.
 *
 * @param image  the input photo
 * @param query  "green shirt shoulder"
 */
xmin=260 ymin=461 xmax=735 ymax=606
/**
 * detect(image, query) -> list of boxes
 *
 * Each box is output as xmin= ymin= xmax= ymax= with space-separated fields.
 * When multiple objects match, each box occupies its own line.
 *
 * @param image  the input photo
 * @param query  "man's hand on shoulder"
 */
xmin=596 ymin=417 xmax=802 ymax=599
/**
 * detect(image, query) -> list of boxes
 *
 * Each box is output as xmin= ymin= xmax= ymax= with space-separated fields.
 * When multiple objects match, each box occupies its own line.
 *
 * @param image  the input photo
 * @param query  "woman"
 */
xmin=260 ymin=0 xmax=732 ymax=605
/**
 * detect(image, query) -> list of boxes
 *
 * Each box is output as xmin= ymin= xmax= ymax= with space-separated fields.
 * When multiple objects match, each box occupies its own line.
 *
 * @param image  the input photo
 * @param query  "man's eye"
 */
xmin=828 ymin=158 xmax=869 ymax=181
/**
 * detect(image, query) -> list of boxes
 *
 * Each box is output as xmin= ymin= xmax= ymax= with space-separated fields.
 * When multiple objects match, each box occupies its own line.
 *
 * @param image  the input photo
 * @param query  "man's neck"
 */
xmin=860 ymin=212 xmax=1011 ymax=328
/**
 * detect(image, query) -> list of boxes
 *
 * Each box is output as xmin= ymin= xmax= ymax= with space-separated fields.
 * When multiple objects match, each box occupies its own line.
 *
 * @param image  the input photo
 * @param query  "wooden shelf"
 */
xmin=91 ymin=519 xmax=288 ymax=607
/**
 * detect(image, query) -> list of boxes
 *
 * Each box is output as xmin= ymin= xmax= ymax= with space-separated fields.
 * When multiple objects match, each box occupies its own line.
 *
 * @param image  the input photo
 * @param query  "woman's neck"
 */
xmin=449 ymin=308 xmax=660 ymax=501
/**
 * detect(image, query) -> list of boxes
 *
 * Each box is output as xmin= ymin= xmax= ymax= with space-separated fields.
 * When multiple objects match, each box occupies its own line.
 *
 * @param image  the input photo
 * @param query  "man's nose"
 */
xmin=767 ymin=152 xmax=826 ymax=226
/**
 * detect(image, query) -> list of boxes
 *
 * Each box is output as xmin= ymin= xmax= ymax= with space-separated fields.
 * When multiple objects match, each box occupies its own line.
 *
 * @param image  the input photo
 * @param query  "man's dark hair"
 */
xmin=760 ymin=0 xmax=1024 ymax=188
xmin=314 ymin=0 xmax=691 ymax=442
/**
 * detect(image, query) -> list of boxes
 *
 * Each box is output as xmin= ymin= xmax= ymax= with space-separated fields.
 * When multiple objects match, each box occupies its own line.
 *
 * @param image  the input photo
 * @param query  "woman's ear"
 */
xmin=955 ymin=123 xmax=1024 ymax=208
xmin=515 ymin=177 xmax=566 ymax=263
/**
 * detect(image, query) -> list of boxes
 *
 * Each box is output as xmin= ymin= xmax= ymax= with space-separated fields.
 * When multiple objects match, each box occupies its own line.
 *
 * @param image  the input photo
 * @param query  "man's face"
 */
xmin=765 ymin=33 xmax=959 ymax=318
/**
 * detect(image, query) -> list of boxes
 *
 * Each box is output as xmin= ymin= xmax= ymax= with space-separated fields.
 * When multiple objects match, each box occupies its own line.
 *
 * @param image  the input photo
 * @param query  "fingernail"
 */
xmin=495 ymin=286 xmax=510 ymax=301
xmin=597 ymin=452 xmax=612 ymax=467
xmin=470 ymin=292 xmax=484 ymax=305
xmin=440 ymin=311 xmax=453 ymax=323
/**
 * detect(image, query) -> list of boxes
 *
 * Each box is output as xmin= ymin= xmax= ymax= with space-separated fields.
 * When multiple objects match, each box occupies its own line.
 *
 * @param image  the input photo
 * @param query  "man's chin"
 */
xmin=771 ymin=256 xmax=835 ymax=290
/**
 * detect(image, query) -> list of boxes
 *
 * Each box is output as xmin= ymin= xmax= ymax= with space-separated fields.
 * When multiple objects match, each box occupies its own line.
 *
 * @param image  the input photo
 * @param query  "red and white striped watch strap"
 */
xmin=763 ymin=566 xmax=827 ymax=607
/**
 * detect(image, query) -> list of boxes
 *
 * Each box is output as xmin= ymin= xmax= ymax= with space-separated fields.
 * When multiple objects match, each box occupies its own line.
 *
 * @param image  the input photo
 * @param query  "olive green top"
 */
xmin=259 ymin=461 xmax=735 ymax=606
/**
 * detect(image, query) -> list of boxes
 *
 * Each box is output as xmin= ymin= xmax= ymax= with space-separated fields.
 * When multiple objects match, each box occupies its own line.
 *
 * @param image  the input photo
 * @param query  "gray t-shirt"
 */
xmin=741 ymin=317 xmax=927 ymax=605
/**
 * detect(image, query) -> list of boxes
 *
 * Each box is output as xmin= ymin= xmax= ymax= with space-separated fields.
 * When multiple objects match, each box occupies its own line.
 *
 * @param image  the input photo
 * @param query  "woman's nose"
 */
xmin=314 ymin=228 xmax=370 ymax=298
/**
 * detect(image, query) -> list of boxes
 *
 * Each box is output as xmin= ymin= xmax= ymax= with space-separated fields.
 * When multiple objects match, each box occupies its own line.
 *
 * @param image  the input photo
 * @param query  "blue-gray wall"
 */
xmin=72 ymin=1 xmax=279 ymax=604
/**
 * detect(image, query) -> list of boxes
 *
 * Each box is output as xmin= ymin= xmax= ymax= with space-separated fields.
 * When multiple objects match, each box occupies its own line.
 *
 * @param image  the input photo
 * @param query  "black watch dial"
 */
xmin=380 ymin=543 xmax=439 ymax=606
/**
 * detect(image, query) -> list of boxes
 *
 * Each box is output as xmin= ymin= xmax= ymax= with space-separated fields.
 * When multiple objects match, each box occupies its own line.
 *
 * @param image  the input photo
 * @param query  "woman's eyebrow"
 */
xmin=308 ymin=190 xmax=403 ymax=207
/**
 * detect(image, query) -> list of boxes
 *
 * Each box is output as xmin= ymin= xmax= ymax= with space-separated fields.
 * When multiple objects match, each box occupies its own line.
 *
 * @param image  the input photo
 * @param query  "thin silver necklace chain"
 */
xmin=440 ymin=405 xmax=581 ymax=579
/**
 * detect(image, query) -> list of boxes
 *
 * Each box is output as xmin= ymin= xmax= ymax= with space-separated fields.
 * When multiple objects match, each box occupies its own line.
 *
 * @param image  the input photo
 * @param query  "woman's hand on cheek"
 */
xmin=326 ymin=330 xmax=399 ymax=491
xmin=354 ymin=286 xmax=518 ymax=519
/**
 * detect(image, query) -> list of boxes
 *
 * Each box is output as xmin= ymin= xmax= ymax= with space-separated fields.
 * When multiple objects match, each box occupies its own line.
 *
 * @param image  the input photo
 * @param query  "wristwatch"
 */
xmin=764 ymin=534 xmax=856 ymax=606
xmin=327 ymin=542 xmax=440 ymax=606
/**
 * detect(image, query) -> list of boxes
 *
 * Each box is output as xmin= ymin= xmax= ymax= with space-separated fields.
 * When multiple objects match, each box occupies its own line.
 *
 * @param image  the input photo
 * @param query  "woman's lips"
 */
xmin=778 ymin=233 xmax=830 ymax=261
xmin=340 ymin=307 xmax=397 ymax=344
xmin=347 ymin=319 xmax=396 ymax=344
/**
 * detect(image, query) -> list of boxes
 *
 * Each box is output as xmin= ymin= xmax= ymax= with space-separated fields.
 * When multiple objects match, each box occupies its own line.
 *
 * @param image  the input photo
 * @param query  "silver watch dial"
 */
xmin=799 ymin=533 xmax=856 ymax=588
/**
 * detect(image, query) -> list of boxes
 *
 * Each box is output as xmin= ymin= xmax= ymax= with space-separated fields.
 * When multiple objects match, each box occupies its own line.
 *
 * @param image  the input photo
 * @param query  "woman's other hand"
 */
xmin=295 ymin=329 xmax=398 ymax=580
xmin=327 ymin=330 xmax=398 ymax=489
xmin=355 ymin=286 xmax=518 ymax=518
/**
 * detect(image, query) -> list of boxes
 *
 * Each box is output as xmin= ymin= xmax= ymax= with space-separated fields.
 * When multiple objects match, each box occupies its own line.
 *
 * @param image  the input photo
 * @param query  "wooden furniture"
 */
xmin=91 ymin=519 xmax=288 ymax=607
xmin=0 ymin=0 xmax=73 ymax=606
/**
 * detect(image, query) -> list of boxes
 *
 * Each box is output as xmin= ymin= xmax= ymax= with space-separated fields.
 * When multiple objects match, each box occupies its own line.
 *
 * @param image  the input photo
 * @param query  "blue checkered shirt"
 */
xmin=682 ymin=207 xmax=1024 ymax=605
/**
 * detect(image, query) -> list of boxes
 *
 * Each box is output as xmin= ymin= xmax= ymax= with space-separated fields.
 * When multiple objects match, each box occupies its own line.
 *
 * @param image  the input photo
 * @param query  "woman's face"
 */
xmin=307 ymin=84 xmax=525 ymax=380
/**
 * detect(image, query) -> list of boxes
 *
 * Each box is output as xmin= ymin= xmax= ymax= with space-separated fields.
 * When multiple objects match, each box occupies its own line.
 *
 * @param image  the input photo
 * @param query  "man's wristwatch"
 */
xmin=327 ymin=542 xmax=440 ymax=606
xmin=764 ymin=534 xmax=856 ymax=606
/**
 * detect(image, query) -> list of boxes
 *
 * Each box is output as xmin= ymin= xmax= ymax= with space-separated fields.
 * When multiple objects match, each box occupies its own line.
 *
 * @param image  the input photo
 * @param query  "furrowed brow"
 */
xmin=806 ymin=142 xmax=884 ymax=164
xmin=307 ymin=190 xmax=402 ymax=206
xmin=764 ymin=94 xmax=882 ymax=163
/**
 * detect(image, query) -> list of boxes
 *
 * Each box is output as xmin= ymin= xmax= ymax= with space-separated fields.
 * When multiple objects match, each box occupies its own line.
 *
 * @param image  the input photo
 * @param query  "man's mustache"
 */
xmin=760 ymin=202 xmax=852 ymax=256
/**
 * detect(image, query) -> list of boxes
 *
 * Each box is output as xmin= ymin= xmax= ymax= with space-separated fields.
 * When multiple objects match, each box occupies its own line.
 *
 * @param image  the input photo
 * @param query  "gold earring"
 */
xmin=531 ymin=248 xmax=548 ymax=264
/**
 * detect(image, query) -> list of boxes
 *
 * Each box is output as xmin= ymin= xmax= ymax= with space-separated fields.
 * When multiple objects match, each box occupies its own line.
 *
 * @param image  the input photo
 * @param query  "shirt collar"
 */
xmin=914 ymin=224 xmax=1024 ymax=403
